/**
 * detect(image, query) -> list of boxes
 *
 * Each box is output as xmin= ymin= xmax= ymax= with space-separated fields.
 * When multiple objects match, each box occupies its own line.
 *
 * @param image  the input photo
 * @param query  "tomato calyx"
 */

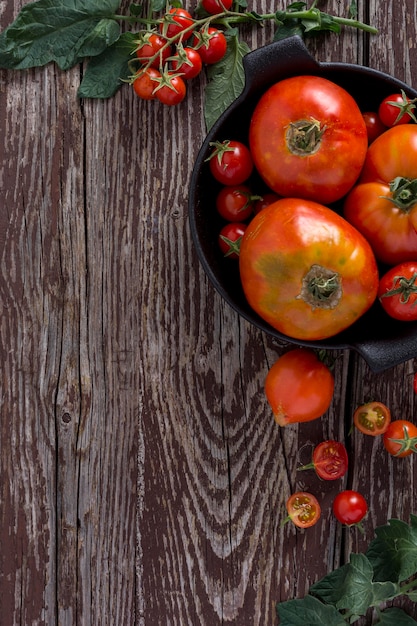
xmin=380 ymin=272 xmax=417 ymax=305
xmin=386 ymin=425 xmax=417 ymax=456
xmin=298 ymin=264 xmax=342 ymax=310
xmin=219 ymin=233 xmax=243 ymax=257
xmin=385 ymin=89 xmax=417 ymax=125
xmin=382 ymin=176 xmax=417 ymax=211
xmin=206 ymin=139 xmax=235 ymax=165
xmin=286 ymin=118 xmax=327 ymax=155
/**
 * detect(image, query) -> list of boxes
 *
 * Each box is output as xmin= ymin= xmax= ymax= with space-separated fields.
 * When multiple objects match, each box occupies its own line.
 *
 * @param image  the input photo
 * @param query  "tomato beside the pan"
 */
xmin=239 ymin=198 xmax=379 ymax=340
xmin=344 ymin=125 xmax=417 ymax=265
xmin=249 ymin=75 xmax=368 ymax=204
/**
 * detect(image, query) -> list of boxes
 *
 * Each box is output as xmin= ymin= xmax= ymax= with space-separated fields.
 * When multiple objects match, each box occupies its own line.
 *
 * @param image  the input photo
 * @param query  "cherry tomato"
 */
xmin=218 ymin=222 xmax=247 ymax=259
xmin=208 ymin=139 xmax=253 ymax=185
xmin=378 ymin=262 xmax=417 ymax=321
xmin=132 ymin=68 xmax=161 ymax=100
xmin=362 ymin=111 xmax=387 ymax=144
xmin=299 ymin=440 xmax=348 ymax=480
xmin=285 ymin=492 xmax=321 ymax=529
xmin=193 ymin=27 xmax=227 ymax=65
xmin=155 ymin=74 xmax=186 ymax=106
xmin=253 ymin=192 xmax=281 ymax=214
xmin=171 ymin=47 xmax=202 ymax=80
xmin=344 ymin=125 xmax=417 ymax=265
xmin=216 ymin=185 xmax=258 ymax=222
xmin=333 ymin=490 xmax=368 ymax=526
xmin=378 ymin=91 xmax=417 ymax=127
xmin=249 ymin=75 xmax=368 ymax=204
xmin=135 ymin=33 xmax=171 ymax=68
xmin=239 ymin=199 xmax=379 ymax=341
xmin=264 ymin=348 xmax=334 ymax=426
xmin=160 ymin=8 xmax=194 ymax=39
xmin=383 ymin=419 xmax=417 ymax=457
xmin=201 ymin=0 xmax=233 ymax=14
xmin=353 ymin=401 xmax=391 ymax=436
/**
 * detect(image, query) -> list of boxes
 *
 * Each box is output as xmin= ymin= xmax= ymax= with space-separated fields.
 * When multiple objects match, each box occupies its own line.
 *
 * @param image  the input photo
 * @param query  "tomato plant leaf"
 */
xmin=366 ymin=515 xmax=417 ymax=583
xmin=0 ymin=0 xmax=121 ymax=70
xmin=276 ymin=594 xmax=347 ymax=625
xmin=204 ymin=34 xmax=250 ymax=131
xmin=376 ymin=607 xmax=417 ymax=625
xmin=78 ymin=32 xmax=136 ymax=98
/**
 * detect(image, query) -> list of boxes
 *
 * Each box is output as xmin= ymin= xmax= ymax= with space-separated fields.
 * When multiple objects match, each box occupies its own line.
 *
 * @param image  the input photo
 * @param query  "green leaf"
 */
xmin=276 ymin=594 xmax=346 ymax=626
xmin=310 ymin=553 xmax=398 ymax=617
xmin=204 ymin=35 xmax=250 ymax=131
xmin=77 ymin=31 xmax=137 ymax=98
xmin=0 ymin=0 xmax=121 ymax=70
xmin=273 ymin=20 xmax=304 ymax=41
xmin=377 ymin=607 xmax=417 ymax=625
xmin=367 ymin=515 xmax=417 ymax=583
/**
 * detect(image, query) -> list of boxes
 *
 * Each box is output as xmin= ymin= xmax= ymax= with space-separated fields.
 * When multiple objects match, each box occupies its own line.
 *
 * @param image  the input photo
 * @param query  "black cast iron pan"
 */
xmin=188 ymin=35 xmax=417 ymax=372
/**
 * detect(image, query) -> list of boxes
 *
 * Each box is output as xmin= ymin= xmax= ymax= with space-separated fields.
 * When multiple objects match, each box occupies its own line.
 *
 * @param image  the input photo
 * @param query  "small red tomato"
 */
xmin=201 ymin=0 xmax=233 ymax=14
xmin=218 ymin=222 xmax=247 ymax=259
xmin=285 ymin=492 xmax=321 ymax=529
xmin=353 ymin=401 xmax=391 ymax=436
xmin=361 ymin=111 xmax=387 ymax=143
xmin=132 ymin=68 xmax=161 ymax=100
xmin=253 ymin=192 xmax=281 ymax=214
xmin=193 ymin=27 xmax=227 ymax=64
xmin=383 ymin=419 xmax=417 ymax=457
xmin=208 ymin=139 xmax=253 ymax=185
xmin=135 ymin=33 xmax=171 ymax=68
xmin=378 ymin=262 xmax=417 ymax=321
xmin=161 ymin=8 xmax=194 ymax=39
xmin=155 ymin=74 xmax=186 ymax=106
xmin=299 ymin=440 xmax=348 ymax=480
xmin=333 ymin=490 xmax=368 ymax=526
xmin=264 ymin=348 xmax=334 ymax=427
xmin=171 ymin=47 xmax=202 ymax=80
xmin=378 ymin=91 xmax=417 ymax=127
xmin=413 ymin=372 xmax=417 ymax=395
xmin=216 ymin=185 xmax=258 ymax=222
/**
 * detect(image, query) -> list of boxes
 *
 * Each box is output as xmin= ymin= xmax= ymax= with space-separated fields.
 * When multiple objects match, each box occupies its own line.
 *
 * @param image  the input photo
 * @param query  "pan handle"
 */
xmin=241 ymin=35 xmax=321 ymax=98
xmin=353 ymin=336 xmax=417 ymax=372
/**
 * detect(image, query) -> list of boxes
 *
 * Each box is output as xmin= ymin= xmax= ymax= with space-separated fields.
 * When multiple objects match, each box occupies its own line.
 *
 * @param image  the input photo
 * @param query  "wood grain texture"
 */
xmin=1 ymin=0 xmax=417 ymax=624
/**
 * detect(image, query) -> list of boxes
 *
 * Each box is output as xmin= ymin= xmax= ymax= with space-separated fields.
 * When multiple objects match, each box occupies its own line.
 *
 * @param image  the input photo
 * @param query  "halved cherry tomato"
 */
xmin=299 ymin=440 xmax=348 ymax=480
xmin=285 ymin=492 xmax=321 ymax=529
xmin=333 ymin=490 xmax=368 ymax=526
xmin=378 ymin=91 xmax=417 ymax=127
xmin=216 ymin=185 xmax=259 ymax=222
xmin=378 ymin=262 xmax=417 ymax=321
xmin=383 ymin=419 xmax=417 ymax=457
xmin=218 ymin=222 xmax=246 ymax=259
xmin=362 ymin=111 xmax=387 ymax=144
xmin=264 ymin=348 xmax=334 ymax=426
xmin=353 ymin=401 xmax=391 ymax=436
xmin=344 ymin=124 xmax=417 ymax=265
xmin=208 ymin=139 xmax=253 ymax=185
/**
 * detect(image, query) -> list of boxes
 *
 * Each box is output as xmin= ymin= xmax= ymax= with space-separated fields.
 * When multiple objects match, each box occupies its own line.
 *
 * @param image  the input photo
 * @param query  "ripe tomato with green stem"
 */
xmin=216 ymin=184 xmax=260 ymax=222
xmin=154 ymin=72 xmax=186 ymax=106
xmin=192 ymin=27 xmax=227 ymax=64
xmin=201 ymin=0 xmax=233 ymax=14
xmin=207 ymin=139 xmax=253 ymax=185
xmin=378 ymin=262 xmax=417 ymax=321
xmin=218 ymin=222 xmax=246 ymax=259
xmin=353 ymin=401 xmax=391 ymax=436
xmin=298 ymin=440 xmax=348 ymax=480
xmin=160 ymin=7 xmax=195 ymax=39
xmin=333 ymin=490 xmax=368 ymax=526
xmin=378 ymin=90 xmax=417 ymax=127
xmin=132 ymin=67 xmax=161 ymax=100
xmin=383 ymin=420 xmax=417 ymax=457
xmin=264 ymin=348 xmax=334 ymax=427
xmin=135 ymin=33 xmax=171 ymax=68
xmin=282 ymin=492 xmax=321 ymax=529
xmin=362 ymin=111 xmax=387 ymax=144
xmin=171 ymin=46 xmax=202 ymax=80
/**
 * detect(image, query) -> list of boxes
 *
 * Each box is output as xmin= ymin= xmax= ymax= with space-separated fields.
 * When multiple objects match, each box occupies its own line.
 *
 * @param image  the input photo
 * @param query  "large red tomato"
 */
xmin=249 ymin=75 xmax=368 ymax=204
xmin=239 ymin=198 xmax=379 ymax=340
xmin=344 ymin=125 xmax=417 ymax=265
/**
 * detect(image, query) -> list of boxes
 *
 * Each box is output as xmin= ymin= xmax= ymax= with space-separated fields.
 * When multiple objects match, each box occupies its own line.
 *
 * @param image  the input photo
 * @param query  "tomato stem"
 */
xmin=382 ymin=176 xmax=417 ymax=211
xmin=298 ymin=264 xmax=342 ymax=310
xmin=286 ymin=118 xmax=326 ymax=155
xmin=380 ymin=272 xmax=417 ymax=305
xmin=388 ymin=427 xmax=417 ymax=456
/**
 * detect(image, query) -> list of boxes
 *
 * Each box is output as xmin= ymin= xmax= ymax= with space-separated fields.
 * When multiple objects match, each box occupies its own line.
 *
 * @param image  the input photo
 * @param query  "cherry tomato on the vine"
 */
xmin=216 ymin=185 xmax=259 ymax=222
xmin=160 ymin=8 xmax=194 ymax=39
xmin=155 ymin=73 xmax=186 ymax=106
xmin=171 ymin=46 xmax=202 ymax=80
xmin=362 ymin=111 xmax=387 ymax=144
xmin=132 ymin=68 xmax=161 ymax=100
xmin=378 ymin=90 xmax=417 ymax=127
xmin=264 ymin=348 xmax=334 ymax=427
xmin=332 ymin=490 xmax=368 ymax=526
xmin=208 ymin=139 xmax=253 ymax=185
xmin=383 ymin=420 xmax=417 ymax=457
xmin=353 ymin=401 xmax=391 ymax=436
xmin=135 ymin=33 xmax=171 ymax=68
xmin=378 ymin=262 xmax=417 ymax=321
xmin=193 ymin=27 xmax=227 ymax=64
xmin=299 ymin=440 xmax=348 ymax=480
xmin=201 ymin=0 xmax=233 ymax=14
xmin=285 ymin=492 xmax=321 ymax=529
xmin=218 ymin=222 xmax=247 ymax=259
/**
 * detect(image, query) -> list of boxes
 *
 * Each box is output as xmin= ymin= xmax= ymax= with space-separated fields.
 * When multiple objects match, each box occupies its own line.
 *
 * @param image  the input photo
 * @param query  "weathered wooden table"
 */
xmin=1 ymin=1 xmax=416 ymax=624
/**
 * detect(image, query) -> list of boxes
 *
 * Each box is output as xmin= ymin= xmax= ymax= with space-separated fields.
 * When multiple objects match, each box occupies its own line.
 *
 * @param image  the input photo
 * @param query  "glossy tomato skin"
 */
xmin=216 ymin=185 xmax=255 ymax=222
xmin=161 ymin=8 xmax=194 ymax=39
xmin=378 ymin=92 xmax=416 ymax=127
xmin=333 ymin=490 xmax=368 ymax=526
xmin=310 ymin=440 xmax=348 ymax=480
xmin=218 ymin=222 xmax=246 ymax=259
xmin=249 ymin=75 xmax=368 ymax=204
xmin=208 ymin=140 xmax=253 ymax=185
xmin=378 ymin=262 xmax=417 ymax=321
xmin=193 ymin=28 xmax=227 ymax=64
xmin=135 ymin=33 xmax=171 ymax=68
xmin=239 ymin=198 xmax=379 ymax=341
xmin=383 ymin=420 xmax=417 ymax=457
xmin=201 ymin=0 xmax=233 ymax=14
xmin=286 ymin=492 xmax=321 ymax=529
xmin=353 ymin=401 xmax=391 ymax=435
xmin=362 ymin=111 xmax=387 ymax=144
xmin=344 ymin=125 xmax=417 ymax=265
xmin=171 ymin=47 xmax=202 ymax=80
xmin=264 ymin=348 xmax=334 ymax=426
xmin=155 ymin=75 xmax=186 ymax=106
xmin=132 ymin=68 xmax=161 ymax=100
